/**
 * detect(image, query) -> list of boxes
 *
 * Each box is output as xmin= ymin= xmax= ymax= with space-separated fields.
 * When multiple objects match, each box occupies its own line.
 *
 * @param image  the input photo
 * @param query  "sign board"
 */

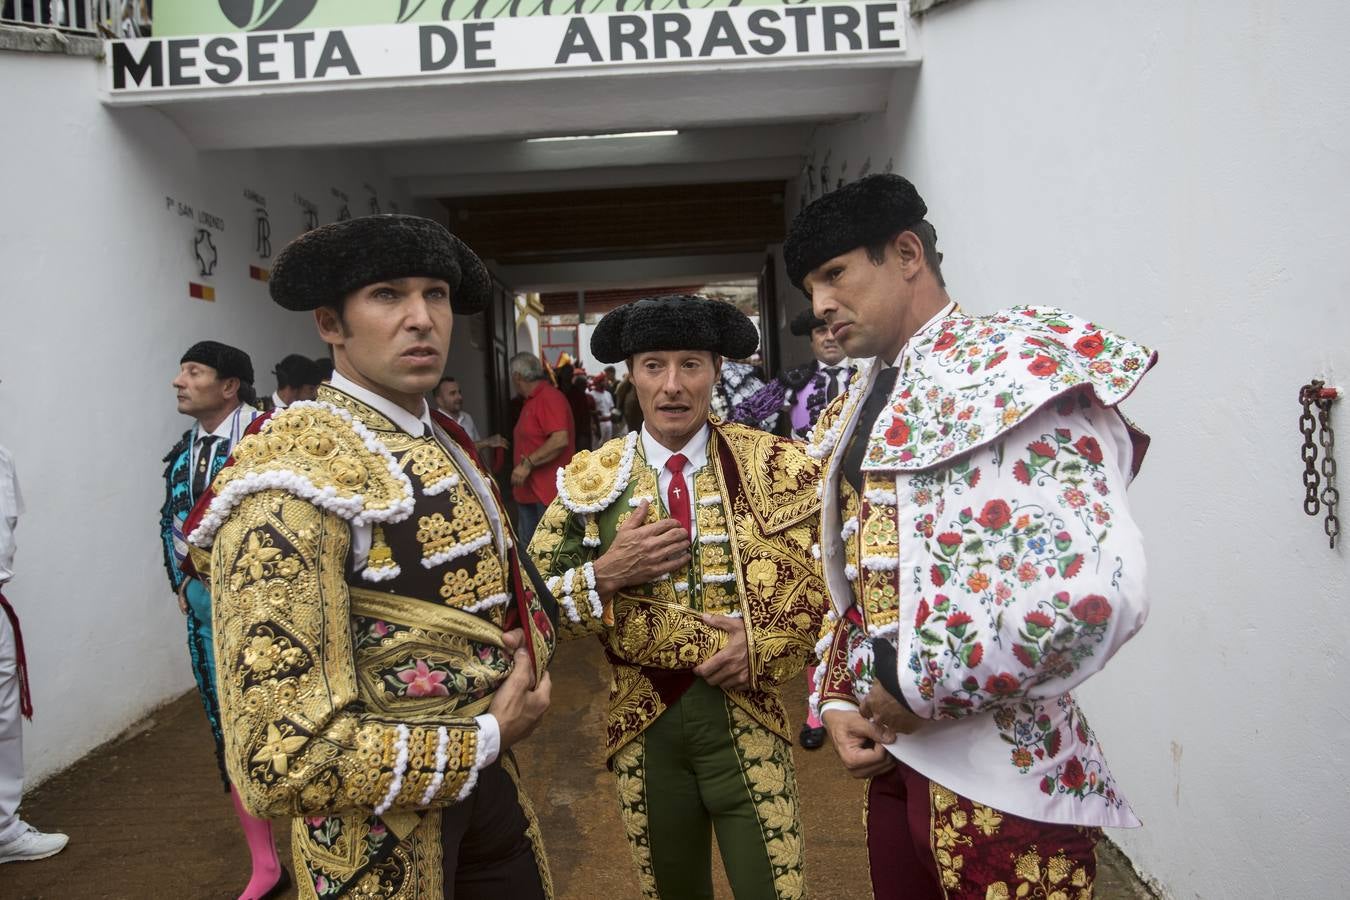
xmin=153 ymin=0 xmax=867 ymax=33
xmin=105 ymin=2 xmax=907 ymax=95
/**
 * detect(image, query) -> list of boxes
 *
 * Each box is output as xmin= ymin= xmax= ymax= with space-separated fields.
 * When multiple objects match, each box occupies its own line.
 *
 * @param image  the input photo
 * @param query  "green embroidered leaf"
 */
xmin=918 ymin=628 xmax=944 ymax=646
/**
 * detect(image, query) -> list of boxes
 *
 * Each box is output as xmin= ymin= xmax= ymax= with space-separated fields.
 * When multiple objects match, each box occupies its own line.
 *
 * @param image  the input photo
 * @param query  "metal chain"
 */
xmin=1318 ymin=397 xmax=1340 ymax=547
xmin=1299 ymin=382 xmax=1322 ymax=516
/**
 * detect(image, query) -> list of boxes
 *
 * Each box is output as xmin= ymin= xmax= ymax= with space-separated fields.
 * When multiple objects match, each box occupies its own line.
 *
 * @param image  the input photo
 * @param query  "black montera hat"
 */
xmin=590 ymin=295 xmax=760 ymax=364
xmin=268 ymin=214 xmax=490 ymax=314
xmin=181 ymin=340 xmax=254 ymax=386
xmin=783 ymin=174 xmax=928 ymax=290
xmin=789 ymin=308 xmax=827 ymax=337
xmin=273 ymin=353 xmax=321 ymax=388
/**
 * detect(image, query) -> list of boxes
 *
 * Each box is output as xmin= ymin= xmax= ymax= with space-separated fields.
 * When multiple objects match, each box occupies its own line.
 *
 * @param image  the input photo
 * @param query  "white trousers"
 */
xmin=0 ymin=610 xmax=23 ymax=843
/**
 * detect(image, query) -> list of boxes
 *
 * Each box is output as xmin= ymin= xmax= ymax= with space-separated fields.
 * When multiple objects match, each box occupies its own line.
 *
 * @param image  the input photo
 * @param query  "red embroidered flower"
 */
xmin=976 ymin=499 xmax=1013 ymax=531
xmin=1074 ymin=435 xmax=1103 ymax=465
xmin=1071 ymin=594 xmax=1113 ymax=625
xmin=885 ymin=419 xmax=911 ymax=447
xmin=1017 ymin=562 xmax=1039 ymax=584
xmin=1012 ymin=748 xmax=1033 ymax=769
xmin=532 ymin=608 xmax=555 ymax=642
xmin=1028 ymin=355 xmax=1059 ymax=377
xmin=966 ymin=642 xmax=984 ymax=667
xmin=1060 ymin=758 xmax=1087 ymax=790
xmin=1028 ymin=440 xmax=1057 ymax=458
xmin=1074 ymin=333 xmax=1105 ymax=358
xmin=1024 ymin=610 xmax=1054 ymax=631
xmin=945 ymin=611 xmax=973 ymax=634
xmin=933 ymin=331 xmax=958 ymax=352
xmin=1013 ymin=644 xmax=1036 ymax=667
xmin=937 ymin=531 xmax=963 ymax=549
xmin=915 ymin=599 xmax=931 ymax=628
xmin=984 ymin=672 xmax=1021 ymax=695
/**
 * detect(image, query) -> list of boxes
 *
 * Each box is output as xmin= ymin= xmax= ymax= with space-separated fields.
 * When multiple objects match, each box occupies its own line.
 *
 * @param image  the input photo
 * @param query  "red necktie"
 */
xmin=665 ymin=453 xmax=691 ymax=532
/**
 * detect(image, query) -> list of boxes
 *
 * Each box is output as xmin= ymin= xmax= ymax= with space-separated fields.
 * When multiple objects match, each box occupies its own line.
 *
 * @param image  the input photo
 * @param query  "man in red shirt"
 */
xmin=510 ymin=351 xmax=575 ymax=544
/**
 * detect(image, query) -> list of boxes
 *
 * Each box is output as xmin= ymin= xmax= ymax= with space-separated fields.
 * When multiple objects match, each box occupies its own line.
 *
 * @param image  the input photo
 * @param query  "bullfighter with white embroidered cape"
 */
xmin=788 ymin=174 xmax=1154 ymax=900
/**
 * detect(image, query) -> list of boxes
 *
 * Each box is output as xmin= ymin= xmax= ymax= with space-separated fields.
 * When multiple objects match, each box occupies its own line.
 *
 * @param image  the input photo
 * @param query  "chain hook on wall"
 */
xmin=1299 ymin=380 xmax=1342 ymax=548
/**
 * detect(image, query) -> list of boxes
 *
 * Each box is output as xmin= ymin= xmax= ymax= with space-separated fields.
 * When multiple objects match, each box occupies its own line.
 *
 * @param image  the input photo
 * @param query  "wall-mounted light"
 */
xmin=525 ymin=130 xmax=680 ymax=143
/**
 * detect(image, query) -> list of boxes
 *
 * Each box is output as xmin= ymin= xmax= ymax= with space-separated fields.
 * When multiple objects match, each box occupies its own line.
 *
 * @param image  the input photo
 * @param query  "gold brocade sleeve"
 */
xmin=211 ymin=490 xmax=482 ymax=819
xmin=527 ymin=498 xmax=606 ymax=641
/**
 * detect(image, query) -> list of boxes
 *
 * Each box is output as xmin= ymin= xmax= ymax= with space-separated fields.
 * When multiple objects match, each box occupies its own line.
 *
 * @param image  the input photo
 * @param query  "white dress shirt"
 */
xmin=0 ymin=446 xmax=23 ymax=586
xmin=439 ymin=409 xmax=480 ymax=444
xmin=189 ymin=403 xmax=255 ymax=484
xmin=327 ymin=373 xmax=502 ymax=765
xmin=640 ymin=423 xmax=710 ymax=540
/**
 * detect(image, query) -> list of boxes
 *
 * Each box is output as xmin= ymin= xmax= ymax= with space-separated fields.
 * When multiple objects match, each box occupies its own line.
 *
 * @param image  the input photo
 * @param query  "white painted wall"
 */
xmin=792 ymin=1 xmax=1350 ymax=895
xmin=0 ymin=49 xmax=415 ymax=786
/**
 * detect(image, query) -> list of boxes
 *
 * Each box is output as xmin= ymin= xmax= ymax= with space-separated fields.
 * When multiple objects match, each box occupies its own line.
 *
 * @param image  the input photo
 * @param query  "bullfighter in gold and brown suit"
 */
xmin=528 ymin=295 xmax=828 ymax=900
xmin=185 ymin=215 xmax=556 ymax=900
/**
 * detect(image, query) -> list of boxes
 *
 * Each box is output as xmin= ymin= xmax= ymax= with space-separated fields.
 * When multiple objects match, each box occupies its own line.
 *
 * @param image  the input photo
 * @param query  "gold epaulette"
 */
xmin=556 ymin=431 xmax=639 ymax=514
xmin=714 ymin=422 xmax=820 ymax=533
xmin=187 ymin=401 xmax=415 ymax=548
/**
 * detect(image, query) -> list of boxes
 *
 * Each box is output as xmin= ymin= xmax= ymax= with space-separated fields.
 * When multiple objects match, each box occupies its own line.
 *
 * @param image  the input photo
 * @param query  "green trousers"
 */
xmin=611 ymin=679 xmax=805 ymax=899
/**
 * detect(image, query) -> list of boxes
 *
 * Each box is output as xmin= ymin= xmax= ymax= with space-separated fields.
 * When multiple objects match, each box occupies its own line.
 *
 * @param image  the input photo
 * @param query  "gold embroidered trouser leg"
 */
xmin=612 ymin=680 xmax=805 ymax=900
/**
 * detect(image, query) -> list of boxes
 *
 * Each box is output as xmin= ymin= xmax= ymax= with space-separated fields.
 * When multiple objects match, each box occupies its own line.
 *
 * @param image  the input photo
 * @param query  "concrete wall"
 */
xmin=792 ymin=1 xmax=1350 ymax=895
xmin=0 ymin=49 xmax=414 ymax=785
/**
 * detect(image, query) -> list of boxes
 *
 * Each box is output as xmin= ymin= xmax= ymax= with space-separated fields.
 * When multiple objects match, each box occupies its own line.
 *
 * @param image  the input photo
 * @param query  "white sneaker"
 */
xmin=0 ymin=822 xmax=69 ymax=863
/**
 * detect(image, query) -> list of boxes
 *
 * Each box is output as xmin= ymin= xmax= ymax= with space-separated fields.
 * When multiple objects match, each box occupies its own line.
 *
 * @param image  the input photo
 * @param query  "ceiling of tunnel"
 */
xmin=439 ymin=179 xmax=786 ymax=265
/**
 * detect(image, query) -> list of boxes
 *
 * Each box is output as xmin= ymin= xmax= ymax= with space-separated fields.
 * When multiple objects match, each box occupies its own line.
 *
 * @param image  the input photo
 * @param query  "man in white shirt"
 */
xmin=786 ymin=173 xmax=1154 ymax=898
xmin=0 ymin=443 xmax=67 ymax=864
xmin=434 ymin=375 xmax=481 ymax=442
xmin=587 ymin=374 xmax=617 ymax=444
xmin=435 ymin=375 xmax=508 ymax=470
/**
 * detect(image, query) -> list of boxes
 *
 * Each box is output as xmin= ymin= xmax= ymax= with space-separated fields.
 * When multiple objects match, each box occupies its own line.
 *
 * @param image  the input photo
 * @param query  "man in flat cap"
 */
xmin=183 ymin=215 xmax=556 ymax=899
xmin=160 ymin=340 xmax=280 ymax=897
xmin=785 ymin=173 xmax=1156 ymax=898
xmin=528 ymin=295 xmax=828 ymax=900
xmin=260 ymin=353 xmax=322 ymax=412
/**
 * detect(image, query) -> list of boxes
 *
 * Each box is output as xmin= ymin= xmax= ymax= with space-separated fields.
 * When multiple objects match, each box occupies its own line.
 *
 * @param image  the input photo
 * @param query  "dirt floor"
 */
xmin=2 ymin=640 xmax=1155 ymax=899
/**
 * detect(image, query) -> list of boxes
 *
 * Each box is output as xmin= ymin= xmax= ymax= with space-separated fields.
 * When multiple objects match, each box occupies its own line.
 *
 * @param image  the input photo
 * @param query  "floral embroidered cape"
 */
xmin=813 ymin=306 xmax=1155 ymax=828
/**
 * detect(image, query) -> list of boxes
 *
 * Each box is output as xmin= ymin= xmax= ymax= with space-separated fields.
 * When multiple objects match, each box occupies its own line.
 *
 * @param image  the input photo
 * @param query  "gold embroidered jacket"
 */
xmin=527 ymin=420 xmax=826 ymax=756
xmin=186 ymin=386 xmax=555 ymax=898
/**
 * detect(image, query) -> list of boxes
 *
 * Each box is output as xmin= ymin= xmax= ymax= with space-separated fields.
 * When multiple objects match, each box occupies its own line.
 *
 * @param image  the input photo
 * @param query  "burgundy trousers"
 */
xmin=867 ymin=761 xmax=1101 ymax=900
